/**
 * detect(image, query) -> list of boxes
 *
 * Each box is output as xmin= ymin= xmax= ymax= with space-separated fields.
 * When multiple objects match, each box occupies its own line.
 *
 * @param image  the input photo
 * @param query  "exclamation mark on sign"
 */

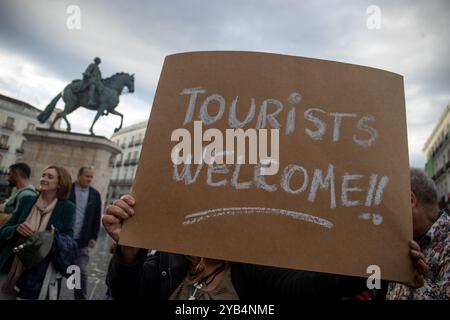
xmin=360 ymin=175 xmax=389 ymax=225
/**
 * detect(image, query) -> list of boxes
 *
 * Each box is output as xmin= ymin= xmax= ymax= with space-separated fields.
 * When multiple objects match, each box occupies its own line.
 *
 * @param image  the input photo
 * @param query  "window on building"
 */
xmin=0 ymin=135 xmax=9 ymax=147
xmin=16 ymin=140 xmax=26 ymax=154
xmin=108 ymin=154 xmax=114 ymax=168
xmin=5 ymin=117 xmax=15 ymax=129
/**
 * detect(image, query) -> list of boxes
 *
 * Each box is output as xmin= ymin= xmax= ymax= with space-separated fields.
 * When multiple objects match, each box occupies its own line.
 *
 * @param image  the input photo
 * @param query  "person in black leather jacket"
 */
xmin=103 ymin=195 xmax=428 ymax=300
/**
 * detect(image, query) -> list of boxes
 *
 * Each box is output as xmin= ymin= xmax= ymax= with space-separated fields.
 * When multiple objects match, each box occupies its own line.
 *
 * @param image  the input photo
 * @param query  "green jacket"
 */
xmin=2 ymin=184 xmax=37 ymax=214
xmin=0 ymin=194 xmax=75 ymax=271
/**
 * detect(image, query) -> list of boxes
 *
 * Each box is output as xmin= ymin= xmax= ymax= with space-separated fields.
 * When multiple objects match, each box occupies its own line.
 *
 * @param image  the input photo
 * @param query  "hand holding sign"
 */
xmin=105 ymin=193 xmax=428 ymax=288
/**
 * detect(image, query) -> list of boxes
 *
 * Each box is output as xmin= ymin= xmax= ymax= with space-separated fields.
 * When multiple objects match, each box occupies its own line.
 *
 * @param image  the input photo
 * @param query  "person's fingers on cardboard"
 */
xmin=111 ymin=199 xmax=134 ymax=216
xmin=102 ymin=215 xmax=120 ymax=241
xmin=414 ymin=272 xmax=424 ymax=288
xmin=409 ymin=240 xmax=421 ymax=252
xmin=113 ymin=199 xmax=134 ymax=216
xmin=410 ymin=249 xmax=425 ymax=261
xmin=107 ymin=203 xmax=131 ymax=220
xmin=417 ymin=259 xmax=428 ymax=275
xmin=404 ymin=270 xmax=423 ymax=289
xmin=120 ymin=194 xmax=135 ymax=207
xmin=102 ymin=214 xmax=121 ymax=228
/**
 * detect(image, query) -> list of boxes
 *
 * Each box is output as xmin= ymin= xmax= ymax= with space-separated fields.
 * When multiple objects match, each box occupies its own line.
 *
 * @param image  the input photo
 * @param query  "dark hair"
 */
xmin=78 ymin=166 xmax=94 ymax=177
xmin=9 ymin=163 xmax=31 ymax=179
xmin=43 ymin=165 xmax=72 ymax=200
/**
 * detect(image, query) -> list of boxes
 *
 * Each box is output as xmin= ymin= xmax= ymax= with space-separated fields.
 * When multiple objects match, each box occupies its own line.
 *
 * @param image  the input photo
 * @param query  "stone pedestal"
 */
xmin=22 ymin=128 xmax=122 ymax=206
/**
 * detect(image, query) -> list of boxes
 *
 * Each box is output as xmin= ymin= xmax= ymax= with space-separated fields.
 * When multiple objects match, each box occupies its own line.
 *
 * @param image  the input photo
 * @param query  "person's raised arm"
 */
xmin=102 ymin=195 xmax=140 ymax=264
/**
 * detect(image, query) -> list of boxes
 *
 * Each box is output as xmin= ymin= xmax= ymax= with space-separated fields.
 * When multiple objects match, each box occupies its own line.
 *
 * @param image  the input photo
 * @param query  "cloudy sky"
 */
xmin=0 ymin=0 xmax=448 ymax=167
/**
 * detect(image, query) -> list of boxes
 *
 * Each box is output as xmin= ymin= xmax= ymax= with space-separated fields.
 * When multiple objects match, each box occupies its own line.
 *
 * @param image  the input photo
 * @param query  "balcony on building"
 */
xmin=115 ymin=159 xmax=123 ymax=167
xmin=16 ymin=147 xmax=24 ymax=154
xmin=1 ymin=122 xmax=15 ymax=131
xmin=433 ymin=164 xmax=448 ymax=181
xmin=130 ymin=158 xmax=138 ymax=166
xmin=109 ymin=179 xmax=119 ymax=185
xmin=123 ymin=159 xmax=131 ymax=166
xmin=0 ymin=144 xmax=9 ymax=151
xmin=432 ymin=133 xmax=450 ymax=158
xmin=117 ymin=178 xmax=133 ymax=186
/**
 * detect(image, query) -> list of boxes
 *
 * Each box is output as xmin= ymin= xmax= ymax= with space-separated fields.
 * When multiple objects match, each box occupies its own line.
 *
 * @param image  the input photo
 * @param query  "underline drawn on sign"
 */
xmin=183 ymin=207 xmax=334 ymax=229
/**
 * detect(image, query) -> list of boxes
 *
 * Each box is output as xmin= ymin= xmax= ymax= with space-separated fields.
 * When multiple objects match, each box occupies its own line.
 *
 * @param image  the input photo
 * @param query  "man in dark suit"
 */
xmin=69 ymin=166 xmax=102 ymax=300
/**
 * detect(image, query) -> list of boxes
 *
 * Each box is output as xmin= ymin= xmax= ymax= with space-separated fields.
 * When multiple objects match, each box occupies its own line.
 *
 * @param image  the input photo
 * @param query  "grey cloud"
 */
xmin=0 ymin=0 xmax=448 ymax=166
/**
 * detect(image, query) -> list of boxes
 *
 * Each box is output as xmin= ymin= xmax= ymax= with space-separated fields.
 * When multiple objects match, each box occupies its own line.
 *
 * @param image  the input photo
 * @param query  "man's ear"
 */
xmin=411 ymin=192 xmax=418 ymax=208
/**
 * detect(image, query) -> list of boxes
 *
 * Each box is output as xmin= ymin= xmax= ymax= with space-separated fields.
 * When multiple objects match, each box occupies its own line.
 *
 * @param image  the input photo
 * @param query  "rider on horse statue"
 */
xmin=83 ymin=57 xmax=104 ymax=107
xmin=37 ymin=56 xmax=135 ymax=135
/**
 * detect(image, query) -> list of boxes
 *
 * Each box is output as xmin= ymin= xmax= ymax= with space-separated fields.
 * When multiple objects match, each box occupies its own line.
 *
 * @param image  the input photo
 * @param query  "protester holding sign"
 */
xmin=103 ymin=194 xmax=427 ymax=300
xmin=386 ymin=169 xmax=449 ymax=300
xmin=107 ymin=51 xmax=426 ymax=301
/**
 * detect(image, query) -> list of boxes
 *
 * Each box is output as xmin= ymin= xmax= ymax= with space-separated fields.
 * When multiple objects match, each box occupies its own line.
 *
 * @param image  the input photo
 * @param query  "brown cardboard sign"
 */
xmin=120 ymin=51 xmax=413 ymax=283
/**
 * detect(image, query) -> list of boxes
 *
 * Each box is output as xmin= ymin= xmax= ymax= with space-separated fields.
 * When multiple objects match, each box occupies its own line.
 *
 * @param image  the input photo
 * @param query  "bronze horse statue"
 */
xmin=38 ymin=72 xmax=135 ymax=135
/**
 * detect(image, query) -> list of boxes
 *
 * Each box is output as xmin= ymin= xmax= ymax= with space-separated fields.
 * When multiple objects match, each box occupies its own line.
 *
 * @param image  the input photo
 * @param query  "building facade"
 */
xmin=0 ymin=94 xmax=61 ymax=198
xmin=423 ymin=101 xmax=450 ymax=203
xmin=106 ymin=120 xmax=148 ymax=205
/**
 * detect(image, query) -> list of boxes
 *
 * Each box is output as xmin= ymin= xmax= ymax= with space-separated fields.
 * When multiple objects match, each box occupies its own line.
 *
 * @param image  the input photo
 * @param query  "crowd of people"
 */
xmin=0 ymin=162 xmax=448 ymax=300
xmin=0 ymin=163 xmax=101 ymax=300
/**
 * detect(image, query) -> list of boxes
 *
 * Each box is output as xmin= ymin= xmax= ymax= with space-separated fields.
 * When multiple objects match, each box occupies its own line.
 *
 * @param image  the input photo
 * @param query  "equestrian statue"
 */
xmin=37 ymin=57 xmax=135 ymax=135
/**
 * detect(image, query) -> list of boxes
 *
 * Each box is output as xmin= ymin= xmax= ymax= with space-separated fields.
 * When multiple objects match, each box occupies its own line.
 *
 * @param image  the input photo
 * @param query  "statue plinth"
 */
xmin=23 ymin=128 xmax=122 ymax=204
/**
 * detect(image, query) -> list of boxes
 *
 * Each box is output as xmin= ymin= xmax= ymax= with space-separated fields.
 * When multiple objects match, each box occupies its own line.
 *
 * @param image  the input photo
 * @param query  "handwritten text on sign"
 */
xmin=171 ymin=88 xmax=387 ymax=227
